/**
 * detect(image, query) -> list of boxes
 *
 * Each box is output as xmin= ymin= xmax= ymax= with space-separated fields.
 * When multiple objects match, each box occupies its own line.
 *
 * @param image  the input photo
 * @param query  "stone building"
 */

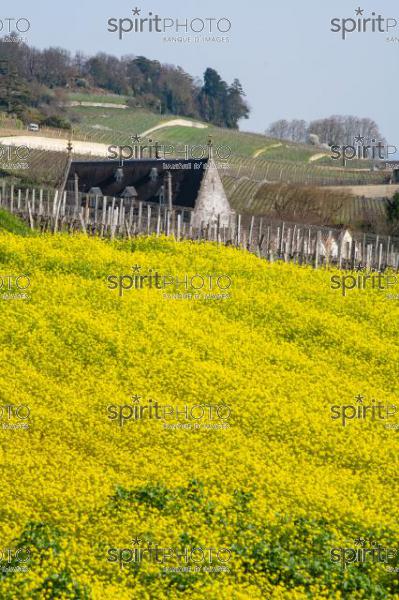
xmin=62 ymin=155 xmax=234 ymax=227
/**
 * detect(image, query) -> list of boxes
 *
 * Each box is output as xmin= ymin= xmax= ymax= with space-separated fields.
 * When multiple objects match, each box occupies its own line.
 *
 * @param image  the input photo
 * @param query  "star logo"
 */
xmin=131 ymin=134 xmax=141 ymax=144
xmin=132 ymin=7 xmax=141 ymax=16
xmin=354 ymin=537 xmax=366 ymax=547
xmin=131 ymin=537 xmax=142 ymax=546
xmin=355 ymin=394 xmax=364 ymax=404
xmin=131 ymin=394 xmax=141 ymax=403
xmin=354 ymin=135 xmax=365 ymax=145
xmin=355 ymin=7 xmax=364 ymax=16
xmin=132 ymin=264 xmax=141 ymax=273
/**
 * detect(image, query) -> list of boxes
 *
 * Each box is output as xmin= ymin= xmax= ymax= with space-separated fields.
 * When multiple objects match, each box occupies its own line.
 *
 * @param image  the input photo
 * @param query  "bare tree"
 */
xmin=289 ymin=119 xmax=307 ymax=143
xmin=308 ymin=115 xmax=384 ymax=146
xmin=266 ymin=115 xmax=385 ymax=147
xmin=266 ymin=119 xmax=289 ymax=140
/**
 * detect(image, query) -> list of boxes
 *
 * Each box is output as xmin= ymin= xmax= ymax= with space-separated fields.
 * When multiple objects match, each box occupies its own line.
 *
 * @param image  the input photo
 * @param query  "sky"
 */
xmin=8 ymin=0 xmax=399 ymax=146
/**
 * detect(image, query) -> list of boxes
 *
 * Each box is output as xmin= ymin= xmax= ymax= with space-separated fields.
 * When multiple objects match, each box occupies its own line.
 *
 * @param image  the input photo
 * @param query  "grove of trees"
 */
xmin=0 ymin=34 xmax=250 ymax=129
xmin=266 ymin=116 xmax=384 ymax=146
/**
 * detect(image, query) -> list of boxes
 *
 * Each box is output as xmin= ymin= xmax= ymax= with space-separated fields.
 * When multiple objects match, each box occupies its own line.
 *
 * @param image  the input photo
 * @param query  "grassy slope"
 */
xmin=69 ymin=102 xmax=378 ymax=167
xmin=68 ymin=93 xmax=129 ymax=105
xmin=0 ymin=208 xmax=32 ymax=235
xmin=71 ymin=106 xmax=171 ymax=145
xmin=69 ymin=104 xmax=323 ymax=162
xmin=0 ymin=233 xmax=398 ymax=599
xmin=0 ymin=103 xmax=382 ymax=180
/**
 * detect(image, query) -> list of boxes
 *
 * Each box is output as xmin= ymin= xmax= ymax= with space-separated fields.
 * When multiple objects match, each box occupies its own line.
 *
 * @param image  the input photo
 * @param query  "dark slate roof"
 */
xmin=65 ymin=159 xmax=208 ymax=209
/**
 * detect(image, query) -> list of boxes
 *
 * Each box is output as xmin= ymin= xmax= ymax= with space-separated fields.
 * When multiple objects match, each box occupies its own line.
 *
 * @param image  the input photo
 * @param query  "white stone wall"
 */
xmin=192 ymin=159 xmax=235 ymax=227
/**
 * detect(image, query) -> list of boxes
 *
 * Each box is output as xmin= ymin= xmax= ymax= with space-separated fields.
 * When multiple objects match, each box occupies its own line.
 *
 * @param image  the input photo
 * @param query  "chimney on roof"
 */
xmin=114 ymin=167 xmax=124 ymax=184
xmin=150 ymin=167 xmax=159 ymax=183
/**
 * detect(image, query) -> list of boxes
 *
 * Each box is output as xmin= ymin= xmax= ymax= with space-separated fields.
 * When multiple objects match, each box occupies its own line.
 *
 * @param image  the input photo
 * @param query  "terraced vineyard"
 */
xmin=0 ymin=147 xmax=101 ymax=187
xmin=254 ymin=143 xmax=320 ymax=162
xmin=150 ymin=125 xmax=274 ymax=157
xmin=226 ymin=156 xmax=389 ymax=186
xmin=1 ymin=102 xmax=389 ymax=186
xmin=315 ymin=156 xmax=378 ymax=169
xmin=69 ymin=105 xmax=329 ymax=162
xmin=70 ymin=107 xmax=172 ymax=144
xmin=70 ymin=104 xmax=389 ymax=173
xmin=222 ymin=174 xmax=388 ymax=227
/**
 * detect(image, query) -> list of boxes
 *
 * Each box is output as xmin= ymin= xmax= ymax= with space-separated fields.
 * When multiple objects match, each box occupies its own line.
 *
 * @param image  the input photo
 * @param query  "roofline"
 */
xmin=70 ymin=158 xmax=210 ymax=166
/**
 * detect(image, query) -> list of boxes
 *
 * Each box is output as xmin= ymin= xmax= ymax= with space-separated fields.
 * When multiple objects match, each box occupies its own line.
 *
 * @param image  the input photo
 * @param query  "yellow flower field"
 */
xmin=0 ymin=232 xmax=398 ymax=599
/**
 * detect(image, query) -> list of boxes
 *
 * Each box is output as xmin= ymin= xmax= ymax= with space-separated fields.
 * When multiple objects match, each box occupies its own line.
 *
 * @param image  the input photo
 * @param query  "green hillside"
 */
xmin=68 ymin=103 xmax=327 ymax=162
xmin=0 ymin=208 xmax=32 ymax=235
xmin=68 ymin=92 xmax=129 ymax=105
xmin=71 ymin=106 xmax=169 ymax=144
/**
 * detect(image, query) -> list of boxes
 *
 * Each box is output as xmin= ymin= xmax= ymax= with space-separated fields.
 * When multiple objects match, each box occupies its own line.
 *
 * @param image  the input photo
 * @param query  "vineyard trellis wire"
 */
xmin=1 ymin=183 xmax=399 ymax=273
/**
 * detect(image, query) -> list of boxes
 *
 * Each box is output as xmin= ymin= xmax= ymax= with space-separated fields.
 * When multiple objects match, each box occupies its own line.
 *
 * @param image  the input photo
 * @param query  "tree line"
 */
xmin=266 ymin=116 xmax=384 ymax=146
xmin=0 ymin=34 xmax=250 ymax=129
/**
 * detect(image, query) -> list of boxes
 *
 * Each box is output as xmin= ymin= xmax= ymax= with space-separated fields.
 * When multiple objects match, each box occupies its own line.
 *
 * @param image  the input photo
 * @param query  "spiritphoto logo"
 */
xmin=0 ymin=546 xmax=30 ymax=572
xmin=107 ymin=537 xmax=231 ymax=572
xmin=108 ymin=394 xmax=231 ymax=430
xmin=330 ymin=394 xmax=397 ymax=427
xmin=0 ymin=274 xmax=31 ymax=301
xmin=106 ymin=265 xmax=232 ymax=299
xmin=0 ymin=17 xmax=30 ymax=43
xmin=108 ymin=135 xmax=231 ymax=164
xmin=330 ymin=537 xmax=398 ymax=570
xmin=0 ymin=404 xmax=30 ymax=430
xmin=107 ymin=7 xmax=231 ymax=43
xmin=331 ymin=7 xmax=398 ymax=40
xmin=0 ymin=144 xmax=30 ymax=170
xmin=330 ymin=272 xmax=398 ymax=297
xmin=331 ymin=136 xmax=396 ymax=162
